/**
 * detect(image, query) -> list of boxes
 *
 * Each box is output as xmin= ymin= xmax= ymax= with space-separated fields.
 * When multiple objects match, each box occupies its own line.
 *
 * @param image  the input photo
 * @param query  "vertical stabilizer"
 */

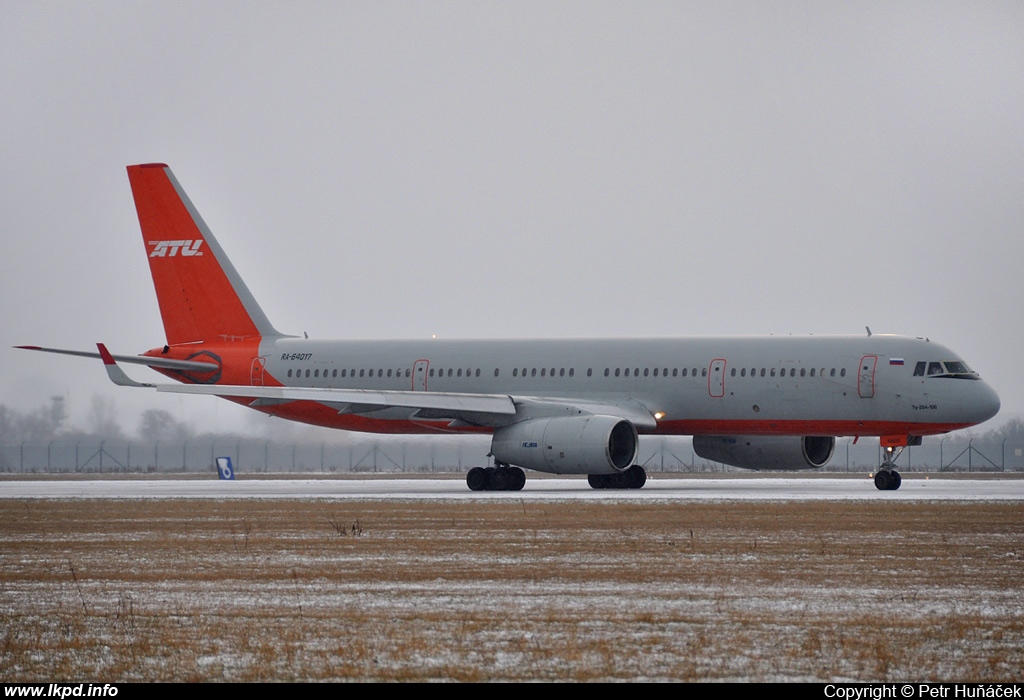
xmin=127 ymin=164 xmax=281 ymax=345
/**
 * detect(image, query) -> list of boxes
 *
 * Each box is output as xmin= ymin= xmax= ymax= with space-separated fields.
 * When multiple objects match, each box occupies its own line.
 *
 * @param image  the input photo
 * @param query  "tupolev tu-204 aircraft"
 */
xmin=18 ymin=164 xmax=1001 ymax=491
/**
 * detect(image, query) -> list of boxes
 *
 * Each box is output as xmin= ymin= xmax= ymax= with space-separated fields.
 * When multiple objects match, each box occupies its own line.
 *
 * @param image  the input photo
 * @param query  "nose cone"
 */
xmin=970 ymin=381 xmax=1001 ymax=425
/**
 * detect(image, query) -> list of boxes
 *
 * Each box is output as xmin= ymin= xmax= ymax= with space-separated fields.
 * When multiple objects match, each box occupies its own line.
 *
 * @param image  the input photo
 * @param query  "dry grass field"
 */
xmin=1 ymin=496 xmax=1022 ymax=681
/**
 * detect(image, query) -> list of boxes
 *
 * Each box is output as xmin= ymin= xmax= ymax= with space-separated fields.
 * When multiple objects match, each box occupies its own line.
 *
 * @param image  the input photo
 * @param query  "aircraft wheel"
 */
xmin=509 ymin=467 xmax=526 ymax=491
xmin=874 ymin=471 xmax=891 ymax=491
xmin=627 ymin=466 xmax=647 ymax=489
xmin=888 ymin=470 xmax=902 ymax=490
xmin=588 ymin=474 xmax=607 ymax=489
xmin=489 ymin=467 xmax=509 ymax=491
xmin=467 ymin=467 xmax=488 ymax=491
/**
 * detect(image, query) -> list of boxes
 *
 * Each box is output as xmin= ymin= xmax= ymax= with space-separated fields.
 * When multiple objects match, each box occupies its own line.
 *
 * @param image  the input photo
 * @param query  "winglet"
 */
xmin=97 ymin=343 xmax=156 ymax=388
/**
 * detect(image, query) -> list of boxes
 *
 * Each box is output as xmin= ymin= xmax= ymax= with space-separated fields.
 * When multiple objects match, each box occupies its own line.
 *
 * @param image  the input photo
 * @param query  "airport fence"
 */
xmin=1 ymin=435 xmax=1022 ymax=475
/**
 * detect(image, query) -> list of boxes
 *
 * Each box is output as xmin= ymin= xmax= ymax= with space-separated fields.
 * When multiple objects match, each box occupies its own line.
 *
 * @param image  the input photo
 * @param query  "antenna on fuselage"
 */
xmin=866 ymin=326 xmax=872 ymax=337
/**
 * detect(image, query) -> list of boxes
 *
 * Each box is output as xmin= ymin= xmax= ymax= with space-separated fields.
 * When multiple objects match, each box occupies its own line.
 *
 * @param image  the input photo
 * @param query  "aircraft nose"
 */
xmin=973 ymin=382 xmax=1001 ymax=424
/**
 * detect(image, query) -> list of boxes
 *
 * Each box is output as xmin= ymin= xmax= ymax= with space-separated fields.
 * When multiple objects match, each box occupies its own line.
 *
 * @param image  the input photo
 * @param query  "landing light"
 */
xmin=654 ymin=412 xmax=666 ymax=420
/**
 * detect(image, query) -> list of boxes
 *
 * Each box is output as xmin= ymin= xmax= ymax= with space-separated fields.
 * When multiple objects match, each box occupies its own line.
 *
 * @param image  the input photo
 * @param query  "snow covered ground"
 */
xmin=2 ymin=477 xmax=1022 ymax=681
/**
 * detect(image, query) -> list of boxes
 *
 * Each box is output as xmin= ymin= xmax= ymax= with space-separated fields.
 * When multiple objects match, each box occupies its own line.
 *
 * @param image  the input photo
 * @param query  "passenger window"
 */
xmin=800 ymin=368 xmax=806 ymax=377
xmin=615 ymin=368 xmax=621 ymax=377
xmin=287 ymin=369 xmax=293 ymax=377
xmin=771 ymin=369 xmax=776 ymax=377
xmin=644 ymin=368 xmax=650 ymax=377
xmin=513 ymin=368 xmax=518 ymax=377
xmin=730 ymin=368 xmax=736 ymax=377
xmin=840 ymin=368 xmax=846 ymax=377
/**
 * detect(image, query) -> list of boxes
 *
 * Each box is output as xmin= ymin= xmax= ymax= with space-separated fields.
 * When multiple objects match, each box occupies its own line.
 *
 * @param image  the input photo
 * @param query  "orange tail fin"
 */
xmin=127 ymin=164 xmax=282 ymax=345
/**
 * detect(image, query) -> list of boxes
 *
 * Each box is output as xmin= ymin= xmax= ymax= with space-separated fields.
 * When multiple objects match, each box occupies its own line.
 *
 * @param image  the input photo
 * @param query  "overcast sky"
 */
xmin=3 ymin=1 xmax=1022 ymax=435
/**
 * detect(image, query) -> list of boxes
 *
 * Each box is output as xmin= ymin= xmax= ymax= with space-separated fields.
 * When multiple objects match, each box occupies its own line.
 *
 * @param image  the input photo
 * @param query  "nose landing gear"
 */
xmin=874 ymin=446 xmax=904 ymax=491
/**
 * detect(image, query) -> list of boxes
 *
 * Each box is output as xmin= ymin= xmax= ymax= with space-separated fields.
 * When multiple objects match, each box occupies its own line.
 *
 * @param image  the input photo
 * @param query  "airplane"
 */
xmin=18 ymin=163 xmax=1001 ymax=491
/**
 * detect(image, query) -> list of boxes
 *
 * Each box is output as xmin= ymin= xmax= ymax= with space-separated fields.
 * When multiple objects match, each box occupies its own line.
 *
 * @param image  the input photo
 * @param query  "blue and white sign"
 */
xmin=216 ymin=456 xmax=235 ymax=480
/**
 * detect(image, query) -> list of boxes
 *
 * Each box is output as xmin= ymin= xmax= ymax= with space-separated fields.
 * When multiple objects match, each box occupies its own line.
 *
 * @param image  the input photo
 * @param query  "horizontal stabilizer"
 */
xmin=15 ymin=345 xmax=219 ymax=372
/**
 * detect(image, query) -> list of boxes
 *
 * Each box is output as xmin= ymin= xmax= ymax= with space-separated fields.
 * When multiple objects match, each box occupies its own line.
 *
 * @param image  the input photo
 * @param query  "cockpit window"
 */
xmin=915 ymin=359 xmax=980 ymax=379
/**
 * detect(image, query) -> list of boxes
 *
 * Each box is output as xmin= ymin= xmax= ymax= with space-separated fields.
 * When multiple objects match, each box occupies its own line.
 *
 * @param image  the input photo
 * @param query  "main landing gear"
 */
xmin=587 ymin=465 xmax=647 ymax=490
xmin=874 ymin=446 xmax=903 ymax=491
xmin=466 ymin=464 xmax=526 ymax=492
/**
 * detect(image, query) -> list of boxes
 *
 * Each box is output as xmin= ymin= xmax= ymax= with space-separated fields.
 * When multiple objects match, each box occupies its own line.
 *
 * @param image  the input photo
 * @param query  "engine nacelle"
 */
xmin=490 ymin=415 xmax=638 ymax=475
xmin=692 ymin=435 xmax=835 ymax=471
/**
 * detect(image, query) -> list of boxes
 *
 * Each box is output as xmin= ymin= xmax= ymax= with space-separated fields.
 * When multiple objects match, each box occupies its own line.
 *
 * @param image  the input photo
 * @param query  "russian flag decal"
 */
xmin=890 ymin=358 xmax=905 ymax=366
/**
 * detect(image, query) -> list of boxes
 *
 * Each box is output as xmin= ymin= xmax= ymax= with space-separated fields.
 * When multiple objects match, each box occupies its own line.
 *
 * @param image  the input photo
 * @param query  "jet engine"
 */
xmin=692 ymin=435 xmax=835 ymax=470
xmin=490 ymin=415 xmax=638 ymax=475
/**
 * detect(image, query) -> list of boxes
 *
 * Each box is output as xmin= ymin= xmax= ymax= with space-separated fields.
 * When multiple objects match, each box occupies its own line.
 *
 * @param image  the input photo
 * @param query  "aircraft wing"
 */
xmin=156 ymin=382 xmax=519 ymax=419
xmin=92 ymin=344 xmax=657 ymax=430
